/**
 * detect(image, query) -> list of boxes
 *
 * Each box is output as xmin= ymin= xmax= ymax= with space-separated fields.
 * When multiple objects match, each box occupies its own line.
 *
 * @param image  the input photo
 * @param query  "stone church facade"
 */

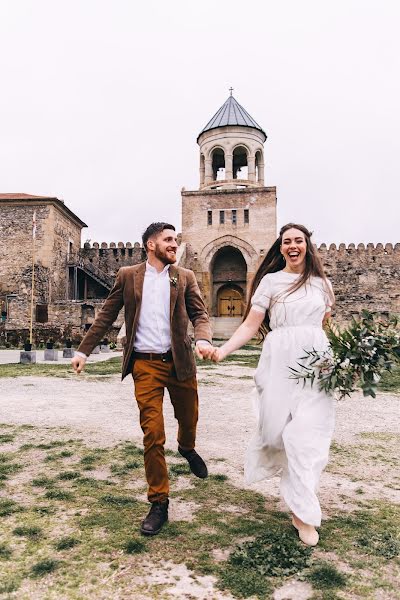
xmin=1 ymin=95 xmax=399 ymax=346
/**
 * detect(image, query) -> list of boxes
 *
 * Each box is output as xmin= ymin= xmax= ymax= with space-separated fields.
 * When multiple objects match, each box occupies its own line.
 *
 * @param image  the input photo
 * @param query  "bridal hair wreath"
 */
xmin=289 ymin=310 xmax=400 ymax=399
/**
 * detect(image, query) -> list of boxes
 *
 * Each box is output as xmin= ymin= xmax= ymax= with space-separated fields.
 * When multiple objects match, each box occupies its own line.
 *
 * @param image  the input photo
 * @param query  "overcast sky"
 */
xmin=1 ymin=0 xmax=399 ymax=246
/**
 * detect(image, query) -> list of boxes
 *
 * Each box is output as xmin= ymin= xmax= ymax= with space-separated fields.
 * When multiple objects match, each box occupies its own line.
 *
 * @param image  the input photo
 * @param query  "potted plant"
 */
xmin=46 ymin=340 xmax=54 ymax=350
xmin=65 ymin=339 xmax=73 ymax=348
xmin=24 ymin=342 xmax=32 ymax=352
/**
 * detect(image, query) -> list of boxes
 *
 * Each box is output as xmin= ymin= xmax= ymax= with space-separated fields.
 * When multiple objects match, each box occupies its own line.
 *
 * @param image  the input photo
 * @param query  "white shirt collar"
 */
xmin=146 ymin=261 xmax=170 ymax=275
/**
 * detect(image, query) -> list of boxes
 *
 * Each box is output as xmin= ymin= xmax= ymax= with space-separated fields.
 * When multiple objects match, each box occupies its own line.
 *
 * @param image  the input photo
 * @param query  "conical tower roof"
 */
xmin=197 ymin=94 xmax=266 ymax=141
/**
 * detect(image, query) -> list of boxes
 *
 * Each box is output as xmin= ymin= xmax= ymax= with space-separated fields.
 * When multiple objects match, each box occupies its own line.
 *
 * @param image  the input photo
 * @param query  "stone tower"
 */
xmin=181 ymin=92 xmax=277 ymax=335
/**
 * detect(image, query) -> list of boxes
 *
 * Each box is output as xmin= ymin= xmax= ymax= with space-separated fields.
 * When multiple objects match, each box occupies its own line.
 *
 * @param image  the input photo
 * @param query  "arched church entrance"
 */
xmin=211 ymin=246 xmax=247 ymax=317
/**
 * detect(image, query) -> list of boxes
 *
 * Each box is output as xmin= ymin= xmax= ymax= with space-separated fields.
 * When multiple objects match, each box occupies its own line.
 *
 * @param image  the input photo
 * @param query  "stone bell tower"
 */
xmin=181 ymin=91 xmax=277 ymax=337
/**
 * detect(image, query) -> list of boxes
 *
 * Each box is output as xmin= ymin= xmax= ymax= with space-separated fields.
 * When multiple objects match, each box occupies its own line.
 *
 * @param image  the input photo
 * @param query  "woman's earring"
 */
xmin=281 ymin=254 xmax=286 ymax=262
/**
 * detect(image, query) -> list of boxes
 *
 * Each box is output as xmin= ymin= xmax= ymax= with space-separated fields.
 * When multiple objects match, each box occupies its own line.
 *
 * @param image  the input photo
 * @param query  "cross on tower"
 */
xmin=229 ymin=87 xmax=234 ymax=96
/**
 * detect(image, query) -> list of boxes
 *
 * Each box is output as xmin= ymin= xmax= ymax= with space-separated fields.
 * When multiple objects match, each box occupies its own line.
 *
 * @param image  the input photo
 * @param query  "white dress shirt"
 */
xmin=134 ymin=262 xmax=171 ymax=353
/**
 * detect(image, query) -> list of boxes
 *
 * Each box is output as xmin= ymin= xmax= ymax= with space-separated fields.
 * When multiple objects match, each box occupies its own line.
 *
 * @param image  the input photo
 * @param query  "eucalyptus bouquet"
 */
xmin=289 ymin=311 xmax=400 ymax=399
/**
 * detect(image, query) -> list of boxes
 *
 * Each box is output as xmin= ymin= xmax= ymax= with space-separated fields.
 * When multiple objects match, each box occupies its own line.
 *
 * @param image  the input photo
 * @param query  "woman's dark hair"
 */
xmin=142 ymin=222 xmax=175 ymax=250
xmin=243 ymin=223 xmax=334 ymax=339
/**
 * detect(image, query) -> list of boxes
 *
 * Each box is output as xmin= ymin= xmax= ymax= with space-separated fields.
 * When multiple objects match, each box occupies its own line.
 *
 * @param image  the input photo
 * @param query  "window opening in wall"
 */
xmin=244 ymin=209 xmax=249 ymax=224
xmin=220 ymin=210 xmax=225 ymax=224
xmin=207 ymin=210 xmax=212 ymax=225
xmin=232 ymin=209 xmax=237 ymax=225
xmin=212 ymin=148 xmax=225 ymax=181
xmin=113 ymin=248 xmax=118 ymax=256
xmin=128 ymin=248 xmax=133 ymax=257
xmin=35 ymin=304 xmax=48 ymax=323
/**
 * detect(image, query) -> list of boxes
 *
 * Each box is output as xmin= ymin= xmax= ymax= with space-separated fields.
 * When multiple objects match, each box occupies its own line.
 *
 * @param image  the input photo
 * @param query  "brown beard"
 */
xmin=154 ymin=243 xmax=177 ymax=265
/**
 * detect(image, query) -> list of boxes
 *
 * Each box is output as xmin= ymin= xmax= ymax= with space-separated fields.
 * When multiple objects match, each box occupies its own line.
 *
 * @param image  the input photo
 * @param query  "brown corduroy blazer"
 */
xmin=77 ymin=262 xmax=212 ymax=381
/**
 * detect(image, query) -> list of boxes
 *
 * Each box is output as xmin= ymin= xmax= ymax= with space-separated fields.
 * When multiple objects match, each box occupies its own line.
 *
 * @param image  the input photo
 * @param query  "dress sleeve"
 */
xmin=323 ymin=279 xmax=334 ymax=313
xmin=251 ymin=275 xmax=272 ymax=314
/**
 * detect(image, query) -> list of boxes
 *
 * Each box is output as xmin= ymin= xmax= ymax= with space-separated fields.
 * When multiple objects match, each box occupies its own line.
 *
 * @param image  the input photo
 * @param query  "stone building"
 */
xmin=0 ymin=95 xmax=399 ymax=346
xmin=0 ymin=194 xmax=144 ymax=345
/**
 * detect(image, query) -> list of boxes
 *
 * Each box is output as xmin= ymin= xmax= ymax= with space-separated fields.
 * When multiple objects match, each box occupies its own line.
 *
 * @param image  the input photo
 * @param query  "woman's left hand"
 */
xmin=211 ymin=347 xmax=226 ymax=362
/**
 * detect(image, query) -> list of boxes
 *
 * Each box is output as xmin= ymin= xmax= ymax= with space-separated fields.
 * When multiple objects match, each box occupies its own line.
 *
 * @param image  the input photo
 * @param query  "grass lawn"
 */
xmin=0 ymin=424 xmax=399 ymax=599
xmin=0 ymin=356 xmax=123 ymax=378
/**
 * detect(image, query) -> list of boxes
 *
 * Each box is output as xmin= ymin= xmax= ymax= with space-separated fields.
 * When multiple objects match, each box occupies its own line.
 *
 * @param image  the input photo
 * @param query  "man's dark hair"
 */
xmin=142 ymin=222 xmax=176 ymax=250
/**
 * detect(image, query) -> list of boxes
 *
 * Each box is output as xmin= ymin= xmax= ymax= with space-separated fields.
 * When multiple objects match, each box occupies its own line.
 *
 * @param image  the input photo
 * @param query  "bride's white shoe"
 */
xmin=292 ymin=516 xmax=319 ymax=546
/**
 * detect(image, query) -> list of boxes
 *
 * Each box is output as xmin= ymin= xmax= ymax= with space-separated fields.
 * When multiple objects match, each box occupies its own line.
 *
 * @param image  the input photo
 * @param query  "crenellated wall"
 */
xmin=317 ymin=242 xmax=400 ymax=322
xmin=1 ymin=231 xmax=399 ymax=347
xmin=78 ymin=241 xmax=146 ymax=278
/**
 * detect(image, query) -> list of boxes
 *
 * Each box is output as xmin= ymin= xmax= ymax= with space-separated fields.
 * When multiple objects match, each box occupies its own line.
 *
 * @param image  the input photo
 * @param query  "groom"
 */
xmin=71 ymin=222 xmax=213 ymax=535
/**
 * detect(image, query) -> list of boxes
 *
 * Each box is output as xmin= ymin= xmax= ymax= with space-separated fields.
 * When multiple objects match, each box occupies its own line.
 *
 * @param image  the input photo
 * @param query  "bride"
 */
xmin=211 ymin=223 xmax=335 ymax=546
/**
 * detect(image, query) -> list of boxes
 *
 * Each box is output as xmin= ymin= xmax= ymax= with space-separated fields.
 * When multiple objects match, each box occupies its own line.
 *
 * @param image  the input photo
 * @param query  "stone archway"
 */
xmin=211 ymin=246 xmax=247 ymax=316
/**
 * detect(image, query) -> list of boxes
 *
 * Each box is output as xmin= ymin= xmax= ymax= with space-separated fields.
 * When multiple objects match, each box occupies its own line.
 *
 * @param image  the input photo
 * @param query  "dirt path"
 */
xmin=1 ymin=365 xmax=399 ymax=514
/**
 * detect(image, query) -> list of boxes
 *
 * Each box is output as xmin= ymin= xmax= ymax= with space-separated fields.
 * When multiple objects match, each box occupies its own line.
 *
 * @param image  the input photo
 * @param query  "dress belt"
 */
xmin=132 ymin=350 xmax=173 ymax=362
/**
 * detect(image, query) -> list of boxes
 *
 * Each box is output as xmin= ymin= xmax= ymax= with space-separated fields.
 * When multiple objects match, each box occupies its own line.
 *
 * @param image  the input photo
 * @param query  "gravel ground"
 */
xmin=0 ymin=364 xmax=399 ymax=599
xmin=1 ymin=364 xmax=399 ymax=510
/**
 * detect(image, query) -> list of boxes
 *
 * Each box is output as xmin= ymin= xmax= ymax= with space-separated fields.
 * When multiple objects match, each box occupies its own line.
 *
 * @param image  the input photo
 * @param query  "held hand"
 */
xmin=195 ymin=342 xmax=215 ymax=360
xmin=71 ymin=355 xmax=87 ymax=374
xmin=211 ymin=347 xmax=225 ymax=363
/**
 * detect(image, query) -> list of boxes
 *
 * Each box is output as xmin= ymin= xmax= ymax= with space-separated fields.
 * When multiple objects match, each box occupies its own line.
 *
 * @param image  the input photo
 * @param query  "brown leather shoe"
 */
xmin=178 ymin=447 xmax=208 ymax=479
xmin=140 ymin=500 xmax=169 ymax=536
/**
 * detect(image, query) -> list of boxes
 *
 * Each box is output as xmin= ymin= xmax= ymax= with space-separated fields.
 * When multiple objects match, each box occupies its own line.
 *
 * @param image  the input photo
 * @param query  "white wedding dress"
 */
xmin=245 ymin=270 xmax=335 ymax=526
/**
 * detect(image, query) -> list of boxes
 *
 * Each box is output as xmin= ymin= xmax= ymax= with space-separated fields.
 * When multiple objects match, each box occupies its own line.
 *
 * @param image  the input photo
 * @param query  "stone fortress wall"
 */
xmin=77 ymin=241 xmax=146 ymax=278
xmin=1 ymin=235 xmax=399 ymax=347
xmin=77 ymin=238 xmax=400 ymax=323
xmin=318 ymin=242 xmax=400 ymax=321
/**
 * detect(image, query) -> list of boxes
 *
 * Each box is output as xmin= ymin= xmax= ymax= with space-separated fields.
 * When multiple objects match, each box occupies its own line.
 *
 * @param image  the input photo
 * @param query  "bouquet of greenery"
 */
xmin=289 ymin=311 xmax=400 ymax=399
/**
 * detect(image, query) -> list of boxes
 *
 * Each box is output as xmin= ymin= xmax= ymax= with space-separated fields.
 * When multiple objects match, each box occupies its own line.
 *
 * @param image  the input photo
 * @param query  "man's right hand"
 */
xmin=71 ymin=355 xmax=87 ymax=374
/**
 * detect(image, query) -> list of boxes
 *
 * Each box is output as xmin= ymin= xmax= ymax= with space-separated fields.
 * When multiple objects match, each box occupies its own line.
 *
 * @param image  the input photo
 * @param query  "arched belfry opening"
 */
xmin=211 ymin=246 xmax=247 ymax=316
xmin=233 ymin=146 xmax=248 ymax=180
xmin=212 ymin=148 xmax=225 ymax=181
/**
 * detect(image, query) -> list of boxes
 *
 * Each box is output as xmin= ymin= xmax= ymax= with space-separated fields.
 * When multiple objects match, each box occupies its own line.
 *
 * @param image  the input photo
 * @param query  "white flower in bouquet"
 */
xmin=289 ymin=311 xmax=400 ymax=399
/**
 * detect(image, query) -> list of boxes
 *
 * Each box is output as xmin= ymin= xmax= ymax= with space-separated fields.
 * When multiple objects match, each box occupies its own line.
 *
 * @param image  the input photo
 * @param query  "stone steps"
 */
xmin=211 ymin=317 xmax=242 ymax=339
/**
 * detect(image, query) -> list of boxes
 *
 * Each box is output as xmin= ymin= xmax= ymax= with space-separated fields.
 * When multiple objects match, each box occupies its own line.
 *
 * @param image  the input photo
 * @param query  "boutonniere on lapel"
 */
xmin=169 ymin=276 xmax=178 ymax=288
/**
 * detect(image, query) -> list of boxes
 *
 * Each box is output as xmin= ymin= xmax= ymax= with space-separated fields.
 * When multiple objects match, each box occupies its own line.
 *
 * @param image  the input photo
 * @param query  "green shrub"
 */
xmin=356 ymin=531 xmax=400 ymax=559
xmin=306 ymin=562 xmax=347 ymax=589
xmin=229 ymin=529 xmax=312 ymax=577
xmin=13 ymin=526 xmax=42 ymax=539
xmin=55 ymin=536 xmax=80 ymax=551
xmin=31 ymin=559 xmax=60 ymax=577
xmin=0 ymin=544 xmax=12 ymax=559
xmin=124 ymin=539 xmax=146 ymax=554
xmin=100 ymin=494 xmax=137 ymax=507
